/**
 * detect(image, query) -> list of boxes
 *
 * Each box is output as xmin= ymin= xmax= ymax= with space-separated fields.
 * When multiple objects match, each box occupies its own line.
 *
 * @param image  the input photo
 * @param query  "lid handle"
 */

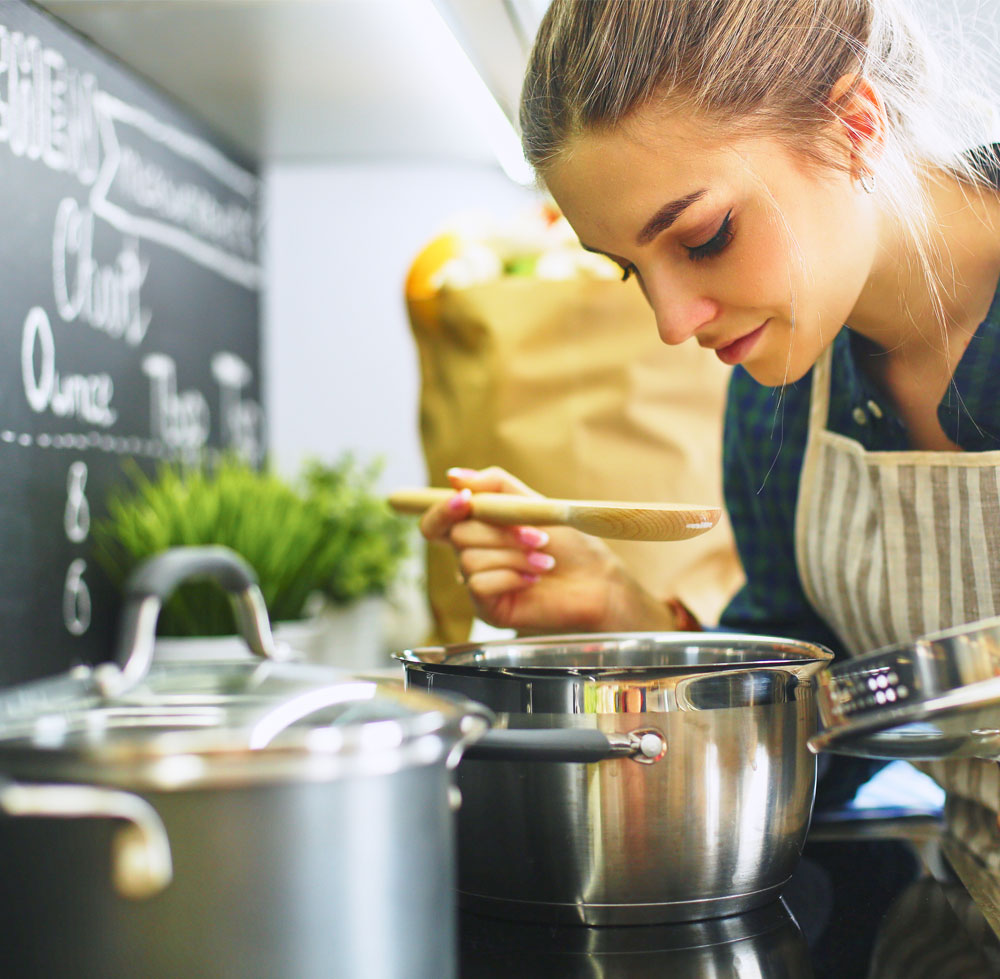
xmin=100 ymin=546 xmax=281 ymax=698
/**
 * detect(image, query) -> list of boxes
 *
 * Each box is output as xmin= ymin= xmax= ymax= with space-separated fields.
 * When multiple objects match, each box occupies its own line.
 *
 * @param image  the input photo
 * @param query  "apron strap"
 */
xmin=807 ymin=344 xmax=834 ymax=438
xmin=794 ymin=345 xmax=836 ymax=622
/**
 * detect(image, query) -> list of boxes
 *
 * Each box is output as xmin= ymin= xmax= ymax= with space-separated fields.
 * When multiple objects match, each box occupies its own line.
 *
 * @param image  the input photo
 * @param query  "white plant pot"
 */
xmin=152 ymin=599 xmax=390 ymax=672
xmin=310 ymin=596 xmax=390 ymax=670
xmin=153 ymin=618 xmax=326 ymax=664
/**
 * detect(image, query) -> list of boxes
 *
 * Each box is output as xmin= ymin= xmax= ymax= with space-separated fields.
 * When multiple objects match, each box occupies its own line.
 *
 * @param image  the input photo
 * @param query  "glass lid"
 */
xmin=809 ymin=617 xmax=1000 ymax=760
xmin=0 ymin=547 xmax=490 ymax=787
xmin=0 ymin=660 xmax=460 ymax=746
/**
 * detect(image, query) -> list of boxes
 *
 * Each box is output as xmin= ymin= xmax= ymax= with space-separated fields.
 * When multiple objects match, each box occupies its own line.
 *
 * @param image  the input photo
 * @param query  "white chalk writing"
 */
xmin=0 ymin=26 xmax=99 ymax=183
xmin=142 ymin=353 xmax=209 ymax=452
xmin=211 ymin=352 xmax=263 ymax=463
xmin=21 ymin=306 xmax=117 ymax=426
xmin=53 ymin=197 xmax=150 ymax=346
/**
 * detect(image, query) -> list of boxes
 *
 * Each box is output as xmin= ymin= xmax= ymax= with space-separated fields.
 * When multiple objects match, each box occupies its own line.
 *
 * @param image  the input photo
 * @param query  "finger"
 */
xmin=459 ymin=547 xmax=556 ymax=580
xmin=447 ymin=466 xmax=541 ymax=498
xmin=449 ymin=520 xmax=550 ymax=551
xmin=419 ymin=488 xmax=471 ymax=541
xmin=467 ymin=568 xmax=539 ymax=599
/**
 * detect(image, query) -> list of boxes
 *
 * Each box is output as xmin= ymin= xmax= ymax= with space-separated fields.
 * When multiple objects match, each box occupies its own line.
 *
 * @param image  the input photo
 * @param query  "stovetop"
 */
xmin=458 ymin=815 xmax=1000 ymax=978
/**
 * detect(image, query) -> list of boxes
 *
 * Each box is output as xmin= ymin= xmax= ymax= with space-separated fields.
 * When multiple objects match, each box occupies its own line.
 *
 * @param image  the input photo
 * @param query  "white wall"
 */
xmin=262 ymin=161 xmax=538 ymax=489
xmin=262 ymin=161 xmax=538 ymax=652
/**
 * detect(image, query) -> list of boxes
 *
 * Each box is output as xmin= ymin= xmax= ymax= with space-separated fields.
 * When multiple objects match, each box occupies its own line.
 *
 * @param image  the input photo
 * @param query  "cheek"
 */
xmin=728 ymin=213 xmax=796 ymax=308
xmin=736 ymin=199 xmax=860 ymax=326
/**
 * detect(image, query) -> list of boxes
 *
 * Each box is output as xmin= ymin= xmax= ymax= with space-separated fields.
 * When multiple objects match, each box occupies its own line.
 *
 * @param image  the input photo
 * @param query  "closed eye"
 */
xmin=686 ymin=211 xmax=734 ymax=262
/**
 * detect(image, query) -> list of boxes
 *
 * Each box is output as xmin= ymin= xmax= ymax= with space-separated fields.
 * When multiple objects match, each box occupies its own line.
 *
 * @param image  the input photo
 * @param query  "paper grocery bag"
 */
xmin=407 ymin=276 xmax=744 ymax=644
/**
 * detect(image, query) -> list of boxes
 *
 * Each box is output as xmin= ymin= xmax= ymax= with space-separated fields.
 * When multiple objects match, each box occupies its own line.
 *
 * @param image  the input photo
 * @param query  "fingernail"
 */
xmin=447 ymin=467 xmax=479 ymax=480
xmin=520 ymin=573 xmax=539 ymax=584
xmin=448 ymin=488 xmax=472 ymax=511
xmin=516 ymin=527 xmax=549 ymax=548
xmin=527 ymin=551 xmax=556 ymax=571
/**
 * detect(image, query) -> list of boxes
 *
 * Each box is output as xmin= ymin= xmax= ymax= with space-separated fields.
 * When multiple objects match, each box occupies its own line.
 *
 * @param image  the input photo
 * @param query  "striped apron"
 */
xmin=795 ymin=344 xmax=1000 ymax=865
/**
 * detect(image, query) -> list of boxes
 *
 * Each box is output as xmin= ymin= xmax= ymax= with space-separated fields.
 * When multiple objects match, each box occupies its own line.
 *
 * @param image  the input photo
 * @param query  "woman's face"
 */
xmin=544 ymin=107 xmax=881 ymax=386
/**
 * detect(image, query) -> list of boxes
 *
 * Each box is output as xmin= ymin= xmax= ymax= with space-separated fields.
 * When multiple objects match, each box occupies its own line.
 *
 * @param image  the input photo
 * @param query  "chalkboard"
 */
xmin=0 ymin=0 xmax=263 ymax=685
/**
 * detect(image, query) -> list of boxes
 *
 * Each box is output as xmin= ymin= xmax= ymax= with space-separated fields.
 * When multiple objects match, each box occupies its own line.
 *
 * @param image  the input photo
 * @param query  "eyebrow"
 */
xmin=579 ymin=188 xmax=710 ymax=257
xmin=635 ymin=190 xmax=708 ymax=245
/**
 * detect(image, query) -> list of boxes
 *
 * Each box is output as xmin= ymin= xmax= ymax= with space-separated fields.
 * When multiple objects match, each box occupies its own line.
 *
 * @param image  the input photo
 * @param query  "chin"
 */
xmin=741 ymin=357 xmax=814 ymax=388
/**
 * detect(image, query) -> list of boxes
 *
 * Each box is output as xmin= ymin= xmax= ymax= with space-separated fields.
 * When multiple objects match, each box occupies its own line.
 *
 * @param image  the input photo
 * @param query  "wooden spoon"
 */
xmin=387 ymin=488 xmax=721 ymax=542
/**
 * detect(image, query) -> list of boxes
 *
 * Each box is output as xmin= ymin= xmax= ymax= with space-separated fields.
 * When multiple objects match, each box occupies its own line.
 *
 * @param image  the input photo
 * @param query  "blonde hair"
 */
xmin=521 ymin=0 xmax=1000 ymax=341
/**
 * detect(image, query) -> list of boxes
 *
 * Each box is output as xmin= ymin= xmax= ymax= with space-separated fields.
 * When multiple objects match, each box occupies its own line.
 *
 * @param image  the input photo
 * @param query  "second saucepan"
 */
xmin=399 ymin=632 xmax=833 ymax=926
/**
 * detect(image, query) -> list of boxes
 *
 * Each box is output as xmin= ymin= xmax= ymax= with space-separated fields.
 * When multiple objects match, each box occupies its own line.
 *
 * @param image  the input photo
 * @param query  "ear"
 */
xmin=826 ymin=73 xmax=887 ymax=180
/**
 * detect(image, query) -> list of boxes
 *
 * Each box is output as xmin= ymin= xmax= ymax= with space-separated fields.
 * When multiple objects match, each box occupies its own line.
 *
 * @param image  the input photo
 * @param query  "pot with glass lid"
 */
xmin=0 ymin=547 xmax=490 ymax=979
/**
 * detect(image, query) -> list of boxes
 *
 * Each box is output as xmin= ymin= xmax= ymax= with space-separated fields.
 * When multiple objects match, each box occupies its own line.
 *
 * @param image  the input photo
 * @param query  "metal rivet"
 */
xmin=852 ymin=407 xmax=868 ymax=425
xmin=867 ymin=400 xmax=883 ymax=419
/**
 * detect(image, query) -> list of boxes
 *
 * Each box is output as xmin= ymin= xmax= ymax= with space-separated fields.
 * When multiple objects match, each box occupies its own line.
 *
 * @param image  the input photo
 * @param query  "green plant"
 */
xmin=92 ymin=454 xmax=410 ymax=637
xmin=301 ymin=456 xmax=411 ymax=605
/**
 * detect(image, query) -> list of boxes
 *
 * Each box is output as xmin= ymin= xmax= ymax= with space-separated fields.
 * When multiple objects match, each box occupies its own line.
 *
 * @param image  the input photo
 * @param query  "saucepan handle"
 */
xmin=463 ymin=726 xmax=666 ymax=764
xmin=0 ymin=777 xmax=173 ymax=899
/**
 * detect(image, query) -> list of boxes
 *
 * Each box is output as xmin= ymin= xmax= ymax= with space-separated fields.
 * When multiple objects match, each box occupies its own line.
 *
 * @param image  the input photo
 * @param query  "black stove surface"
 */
xmin=458 ymin=817 xmax=1000 ymax=978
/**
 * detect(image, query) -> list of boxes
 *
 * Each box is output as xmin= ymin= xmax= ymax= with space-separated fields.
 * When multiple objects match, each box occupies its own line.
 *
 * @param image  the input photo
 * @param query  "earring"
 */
xmin=859 ymin=172 xmax=876 ymax=194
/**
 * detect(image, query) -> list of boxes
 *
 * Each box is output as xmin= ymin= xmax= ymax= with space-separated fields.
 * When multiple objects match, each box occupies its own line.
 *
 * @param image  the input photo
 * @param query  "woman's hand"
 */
xmin=419 ymin=466 xmax=677 ymax=634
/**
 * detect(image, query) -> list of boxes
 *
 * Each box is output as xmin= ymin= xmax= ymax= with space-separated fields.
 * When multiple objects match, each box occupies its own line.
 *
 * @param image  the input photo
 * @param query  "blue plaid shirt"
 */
xmin=719 ymin=283 xmax=1000 ymax=658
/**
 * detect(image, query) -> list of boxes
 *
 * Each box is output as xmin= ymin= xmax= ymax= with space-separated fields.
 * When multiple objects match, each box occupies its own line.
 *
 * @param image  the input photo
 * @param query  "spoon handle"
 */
xmin=387 ymin=488 xmax=569 ymax=525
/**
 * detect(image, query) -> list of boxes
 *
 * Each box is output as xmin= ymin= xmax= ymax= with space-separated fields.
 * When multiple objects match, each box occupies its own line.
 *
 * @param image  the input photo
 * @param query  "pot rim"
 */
xmin=398 ymin=631 xmax=835 ymax=678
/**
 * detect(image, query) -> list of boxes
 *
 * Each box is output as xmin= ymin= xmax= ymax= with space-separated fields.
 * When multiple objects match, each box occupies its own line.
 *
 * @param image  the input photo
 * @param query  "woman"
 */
xmin=421 ymin=1 xmax=1000 ymax=820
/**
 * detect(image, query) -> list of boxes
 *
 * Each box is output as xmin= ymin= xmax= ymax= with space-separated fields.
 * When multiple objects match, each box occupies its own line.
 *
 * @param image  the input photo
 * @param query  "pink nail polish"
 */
xmin=448 ymin=488 xmax=472 ymax=511
xmin=520 ymin=573 xmax=539 ymax=584
xmin=516 ymin=527 xmax=549 ymax=548
xmin=447 ymin=467 xmax=479 ymax=480
xmin=527 ymin=551 xmax=556 ymax=571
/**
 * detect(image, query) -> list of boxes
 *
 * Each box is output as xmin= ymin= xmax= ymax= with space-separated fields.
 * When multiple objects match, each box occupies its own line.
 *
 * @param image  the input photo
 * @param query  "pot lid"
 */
xmin=809 ymin=617 xmax=1000 ymax=761
xmin=0 ymin=662 xmax=485 ymax=781
xmin=0 ymin=548 xmax=490 ymax=789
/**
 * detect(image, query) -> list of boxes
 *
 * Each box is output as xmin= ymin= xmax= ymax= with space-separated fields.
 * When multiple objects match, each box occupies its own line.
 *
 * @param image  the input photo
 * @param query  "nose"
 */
xmin=642 ymin=278 xmax=721 ymax=346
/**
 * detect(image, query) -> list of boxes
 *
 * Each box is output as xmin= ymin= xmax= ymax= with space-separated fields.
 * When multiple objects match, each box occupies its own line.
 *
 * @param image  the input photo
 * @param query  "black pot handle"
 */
xmin=99 ymin=546 xmax=282 ymax=699
xmin=462 ymin=727 xmax=666 ymax=764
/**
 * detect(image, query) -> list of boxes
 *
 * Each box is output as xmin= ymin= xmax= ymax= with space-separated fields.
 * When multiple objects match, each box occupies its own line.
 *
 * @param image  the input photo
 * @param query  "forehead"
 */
xmin=543 ymin=108 xmax=777 ymax=244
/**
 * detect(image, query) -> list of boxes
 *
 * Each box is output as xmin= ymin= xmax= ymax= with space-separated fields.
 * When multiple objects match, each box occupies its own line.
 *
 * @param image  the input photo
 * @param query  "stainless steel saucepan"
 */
xmin=399 ymin=632 xmax=833 ymax=925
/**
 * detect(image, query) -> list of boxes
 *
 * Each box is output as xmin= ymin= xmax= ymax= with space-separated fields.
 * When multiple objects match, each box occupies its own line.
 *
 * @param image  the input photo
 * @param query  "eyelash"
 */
xmin=619 ymin=209 xmax=735 ymax=281
xmin=686 ymin=210 xmax=734 ymax=262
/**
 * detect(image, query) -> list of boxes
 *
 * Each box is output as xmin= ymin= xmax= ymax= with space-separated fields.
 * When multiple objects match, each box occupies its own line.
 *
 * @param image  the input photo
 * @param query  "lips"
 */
xmin=712 ymin=320 xmax=769 ymax=367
